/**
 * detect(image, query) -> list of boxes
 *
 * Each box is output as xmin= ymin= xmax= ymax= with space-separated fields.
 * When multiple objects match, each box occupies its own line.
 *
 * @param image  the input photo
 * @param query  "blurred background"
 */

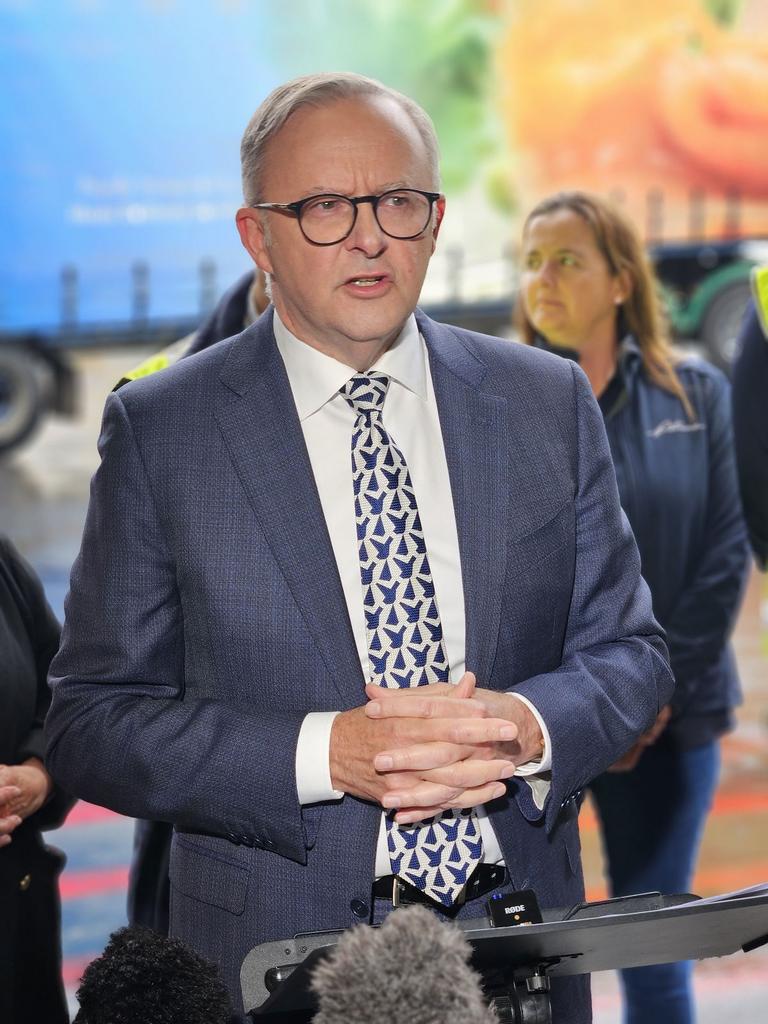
xmin=1 ymin=1 xmax=767 ymax=1020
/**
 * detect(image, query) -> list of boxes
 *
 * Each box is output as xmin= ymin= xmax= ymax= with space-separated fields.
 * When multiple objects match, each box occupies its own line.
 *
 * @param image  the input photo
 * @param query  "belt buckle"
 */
xmin=453 ymin=881 xmax=468 ymax=907
xmin=392 ymin=876 xmax=402 ymax=908
xmin=391 ymin=876 xmax=467 ymax=908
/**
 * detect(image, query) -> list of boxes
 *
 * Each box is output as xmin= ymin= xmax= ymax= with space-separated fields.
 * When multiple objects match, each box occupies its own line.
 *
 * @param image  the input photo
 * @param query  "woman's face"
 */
xmin=520 ymin=208 xmax=627 ymax=352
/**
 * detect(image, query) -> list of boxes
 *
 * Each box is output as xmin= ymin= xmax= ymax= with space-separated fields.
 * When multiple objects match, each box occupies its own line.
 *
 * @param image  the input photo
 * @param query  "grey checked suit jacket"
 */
xmin=46 ymin=309 xmax=673 ymax=1014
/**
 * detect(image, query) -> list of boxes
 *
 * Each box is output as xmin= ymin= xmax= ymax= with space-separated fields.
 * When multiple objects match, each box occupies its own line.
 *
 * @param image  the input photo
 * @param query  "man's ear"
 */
xmin=430 ymin=195 xmax=446 ymax=253
xmin=235 ymin=207 xmax=274 ymax=275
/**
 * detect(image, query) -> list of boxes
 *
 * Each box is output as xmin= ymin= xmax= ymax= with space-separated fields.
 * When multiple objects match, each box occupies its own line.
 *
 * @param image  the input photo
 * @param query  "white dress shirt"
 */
xmin=273 ymin=310 xmax=551 ymax=875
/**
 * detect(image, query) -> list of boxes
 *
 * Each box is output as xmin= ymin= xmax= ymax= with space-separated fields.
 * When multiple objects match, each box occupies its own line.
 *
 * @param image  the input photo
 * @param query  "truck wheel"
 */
xmin=700 ymin=280 xmax=752 ymax=371
xmin=0 ymin=347 xmax=43 ymax=454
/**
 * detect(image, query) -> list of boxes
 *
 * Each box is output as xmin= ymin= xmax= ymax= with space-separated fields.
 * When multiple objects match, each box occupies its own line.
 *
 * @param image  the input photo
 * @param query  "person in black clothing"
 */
xmin=515 ymin=191 xmax=749 ymax=1024
xmin=731 ymin=296 xmax=768 ymax=569
xmin=0 ymin=536 xmax=74 ymax=1024
xmin=115 ymin=270 xmax=266 ymax=390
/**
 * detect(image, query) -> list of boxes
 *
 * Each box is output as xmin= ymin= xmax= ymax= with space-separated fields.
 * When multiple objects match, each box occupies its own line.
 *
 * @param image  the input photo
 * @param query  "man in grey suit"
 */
xmin=46 ymin=73 xmax=673 ymax=1020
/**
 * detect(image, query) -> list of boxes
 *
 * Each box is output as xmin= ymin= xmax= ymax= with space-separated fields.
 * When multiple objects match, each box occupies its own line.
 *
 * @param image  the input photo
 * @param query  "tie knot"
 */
xmin=341 ymin=372 xmax=390 ymax=417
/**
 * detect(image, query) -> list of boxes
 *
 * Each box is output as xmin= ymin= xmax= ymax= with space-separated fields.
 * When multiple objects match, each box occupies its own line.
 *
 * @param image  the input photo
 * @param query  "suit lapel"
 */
xmin=214 ymin=312 xmax=364 ymax=705
xmin=418 ymin=312 xmax=509 ymax=688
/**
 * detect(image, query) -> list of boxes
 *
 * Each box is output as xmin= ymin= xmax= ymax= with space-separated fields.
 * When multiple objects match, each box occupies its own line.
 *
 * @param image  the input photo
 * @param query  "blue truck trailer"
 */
xmin=2 ymin=4 xmax=763 ymax=453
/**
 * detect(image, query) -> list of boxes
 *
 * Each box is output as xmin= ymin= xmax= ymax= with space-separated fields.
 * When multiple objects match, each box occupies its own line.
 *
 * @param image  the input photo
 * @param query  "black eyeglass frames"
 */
xmin=250 ymin=188 xmax=441 ymax=246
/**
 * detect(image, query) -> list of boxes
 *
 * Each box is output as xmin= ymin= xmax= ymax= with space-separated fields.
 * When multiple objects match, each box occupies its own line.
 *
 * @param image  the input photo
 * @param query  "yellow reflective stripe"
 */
xmin=123 ymin=353 xmax=172 ymax=381
xmin=113 ymin=335 xmax=194 ymax=390
xmin=752 ymin=266 xmax=768 ymax=337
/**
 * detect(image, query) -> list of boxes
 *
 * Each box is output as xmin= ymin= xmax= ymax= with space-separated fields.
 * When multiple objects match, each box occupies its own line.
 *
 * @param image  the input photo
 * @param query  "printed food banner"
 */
xmin=497 ymin=0 xmax=768 ymax=240
xmin=1 ymin=0 xmax=766 ymax=330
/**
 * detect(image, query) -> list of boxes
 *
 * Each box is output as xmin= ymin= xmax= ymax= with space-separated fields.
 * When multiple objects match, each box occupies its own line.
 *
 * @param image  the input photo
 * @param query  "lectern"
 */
xmin=241 ymin=885 xmax=768 ymax=1023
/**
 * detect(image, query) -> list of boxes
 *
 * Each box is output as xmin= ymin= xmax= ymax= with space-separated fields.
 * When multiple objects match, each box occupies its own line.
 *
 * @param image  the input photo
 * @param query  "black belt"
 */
xmin=372 ymin=863 xmax=508 ymax=909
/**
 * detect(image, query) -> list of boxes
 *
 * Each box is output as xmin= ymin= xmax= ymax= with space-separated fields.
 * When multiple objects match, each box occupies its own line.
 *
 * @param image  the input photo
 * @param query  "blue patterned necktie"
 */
xmin=341 ymin=370 xmax=482 ymax=907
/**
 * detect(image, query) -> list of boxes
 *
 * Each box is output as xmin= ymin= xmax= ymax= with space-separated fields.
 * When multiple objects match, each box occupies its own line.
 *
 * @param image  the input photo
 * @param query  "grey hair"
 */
xmin=240 ymin=72 xmax=441 ymax=204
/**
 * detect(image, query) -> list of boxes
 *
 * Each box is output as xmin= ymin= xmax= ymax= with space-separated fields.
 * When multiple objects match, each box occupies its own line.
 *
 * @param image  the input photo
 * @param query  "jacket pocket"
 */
xmin=169 ymin=832 xmax=250 ymax=915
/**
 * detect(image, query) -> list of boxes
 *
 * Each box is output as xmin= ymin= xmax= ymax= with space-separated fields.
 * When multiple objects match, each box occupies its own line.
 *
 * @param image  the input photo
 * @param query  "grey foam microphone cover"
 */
xmin=311 ymin=905 xmax=497 ymax=1024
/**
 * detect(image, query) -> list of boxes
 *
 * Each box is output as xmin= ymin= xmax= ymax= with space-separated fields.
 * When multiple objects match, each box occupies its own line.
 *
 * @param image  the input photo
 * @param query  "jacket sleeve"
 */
xmin=663 ymin=369 xmax=750 ymax=712
xmin=2 ymin=538 xmax=61 ymax=764
xmin=1 ymin=539 xmax=75 ymax=830
xmin=732 ymin=304 xmax=768 ymax=569
xmin=44 ymin=392 xmax=310 ymax=864
xmin=512 ymin=363 xmax=675 ymax=831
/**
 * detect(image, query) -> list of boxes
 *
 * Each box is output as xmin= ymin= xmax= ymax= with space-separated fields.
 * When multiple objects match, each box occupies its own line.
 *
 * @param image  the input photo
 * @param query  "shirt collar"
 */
xmin=599 ymin=334 xmax=642 ymax=419
xmin=532 ymin=331 xmax=642 ymax=418
xmin=532 ymin=332 xmax=642 ymax=381
xmin=616 ymin=333 xmax=642 ymax=377
xmin=272 ymin=310 xmax=427 ymax=421
xmin=531 ymin=331 xmax=641 ymax=368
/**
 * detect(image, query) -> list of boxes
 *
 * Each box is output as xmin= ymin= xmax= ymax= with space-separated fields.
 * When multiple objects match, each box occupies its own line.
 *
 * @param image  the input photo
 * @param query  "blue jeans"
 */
xmin=589 ymin=740 xmax=720 ymax=1024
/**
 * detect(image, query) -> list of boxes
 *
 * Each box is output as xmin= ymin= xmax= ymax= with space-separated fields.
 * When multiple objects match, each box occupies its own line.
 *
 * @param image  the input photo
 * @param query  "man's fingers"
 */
xmin=391 ymin=805 xmax=445 ymax=823
xmin=366 ymin=682 xmax=463 ymax=703
xmin=375 ymin=741 xmax=470 ymax=773
xmin=382 ymin=762 xmax=514 ymax=806
xmin=366 ymin=694 xmax=488 ymax=721
xmin=0 ymin=785 xmax=21 ymax=804
xmin=424 ymin=759 xmax=516 ymax=788
xmin=374 ymin=739 xmax=515 ymax=775
xmin=372 ymin=720 xmax=518 ymax=770
xmin=453 ymin=671 xmax=477 ymax=699
xmin=366 ymin=674 xmax=480 ymax=705
xmin=390 ymin=781 xmax=509 ymax=823
xmin=447 ymin=718 xmax=517 ymax=743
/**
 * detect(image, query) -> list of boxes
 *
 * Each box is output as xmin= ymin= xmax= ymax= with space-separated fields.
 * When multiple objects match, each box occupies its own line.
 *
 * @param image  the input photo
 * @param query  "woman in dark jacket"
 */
xmin=515 ymin=191 xmax=750 ymax=1024
xmin=1 ymin=536 xmax=73 ymax=1024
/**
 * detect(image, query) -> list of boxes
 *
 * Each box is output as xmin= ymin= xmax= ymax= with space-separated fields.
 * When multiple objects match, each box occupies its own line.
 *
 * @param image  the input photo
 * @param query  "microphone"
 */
xmin=72 ymin=925 xmax=237 ymax=1024
xmin=310 ymin=905 xmax=495 ymax=1024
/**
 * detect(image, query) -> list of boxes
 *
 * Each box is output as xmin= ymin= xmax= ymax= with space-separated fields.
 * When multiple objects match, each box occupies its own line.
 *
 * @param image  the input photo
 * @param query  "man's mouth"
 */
xmin=345 ymin=274 xmax=387 ymax=287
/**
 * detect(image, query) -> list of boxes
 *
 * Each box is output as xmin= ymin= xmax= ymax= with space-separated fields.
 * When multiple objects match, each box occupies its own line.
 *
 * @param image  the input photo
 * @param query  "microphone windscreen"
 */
xmin=311 ymin=905 xmax=496 ymax=1024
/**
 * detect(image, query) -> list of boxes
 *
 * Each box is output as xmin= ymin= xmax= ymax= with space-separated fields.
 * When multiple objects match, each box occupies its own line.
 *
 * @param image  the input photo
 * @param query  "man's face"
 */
xmin=236 ymin=95 xmax=444 ymax=368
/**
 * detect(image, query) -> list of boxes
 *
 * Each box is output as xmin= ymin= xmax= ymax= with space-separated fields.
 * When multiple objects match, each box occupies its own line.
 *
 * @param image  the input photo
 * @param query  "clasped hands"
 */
xmin=0 ymin=757 xmax=53 ymax=848
xmin=329 ymin=672 xmax=544 ymax=824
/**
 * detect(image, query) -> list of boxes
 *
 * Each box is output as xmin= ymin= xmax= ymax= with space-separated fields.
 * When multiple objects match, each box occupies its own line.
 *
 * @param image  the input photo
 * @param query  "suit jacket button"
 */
xmin=19 ymin=873 xmax=32 ymax=891
xmin=350 ymin=898 xmax=369 ymax=919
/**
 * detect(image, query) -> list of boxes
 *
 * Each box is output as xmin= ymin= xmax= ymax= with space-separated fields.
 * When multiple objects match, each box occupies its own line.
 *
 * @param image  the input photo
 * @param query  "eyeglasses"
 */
xmin=251 ymin=188 xmax=441 ymax=246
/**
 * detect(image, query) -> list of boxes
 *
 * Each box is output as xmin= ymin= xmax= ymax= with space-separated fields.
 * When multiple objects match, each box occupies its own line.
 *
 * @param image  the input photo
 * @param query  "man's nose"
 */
xmin=345 ymin=200 xmax=387 ymax=257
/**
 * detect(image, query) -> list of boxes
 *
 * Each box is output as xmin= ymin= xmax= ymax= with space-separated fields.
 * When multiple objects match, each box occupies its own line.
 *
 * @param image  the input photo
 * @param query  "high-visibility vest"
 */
xmin=113 ymin=334 xmax=194 ymax=391
xmin=752 ymin=265 xmax=768 ymax=338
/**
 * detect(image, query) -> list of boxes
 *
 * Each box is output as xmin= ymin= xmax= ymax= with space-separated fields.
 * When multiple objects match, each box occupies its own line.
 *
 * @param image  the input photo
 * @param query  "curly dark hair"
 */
xmin=73 ymin=926 xmax=234 ymax=1024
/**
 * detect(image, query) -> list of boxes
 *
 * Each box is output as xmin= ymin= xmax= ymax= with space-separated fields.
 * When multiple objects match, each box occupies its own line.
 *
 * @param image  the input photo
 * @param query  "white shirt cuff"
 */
xmin=295 ymin=712 xmax=344 ymax=805
xmin=507 ymin=693 xmax=552 ymax=773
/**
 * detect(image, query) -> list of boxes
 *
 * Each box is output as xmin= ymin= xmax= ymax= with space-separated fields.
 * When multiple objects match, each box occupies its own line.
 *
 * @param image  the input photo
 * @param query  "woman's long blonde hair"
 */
xmin=515 ymin=190 xmax=694 ymax=419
